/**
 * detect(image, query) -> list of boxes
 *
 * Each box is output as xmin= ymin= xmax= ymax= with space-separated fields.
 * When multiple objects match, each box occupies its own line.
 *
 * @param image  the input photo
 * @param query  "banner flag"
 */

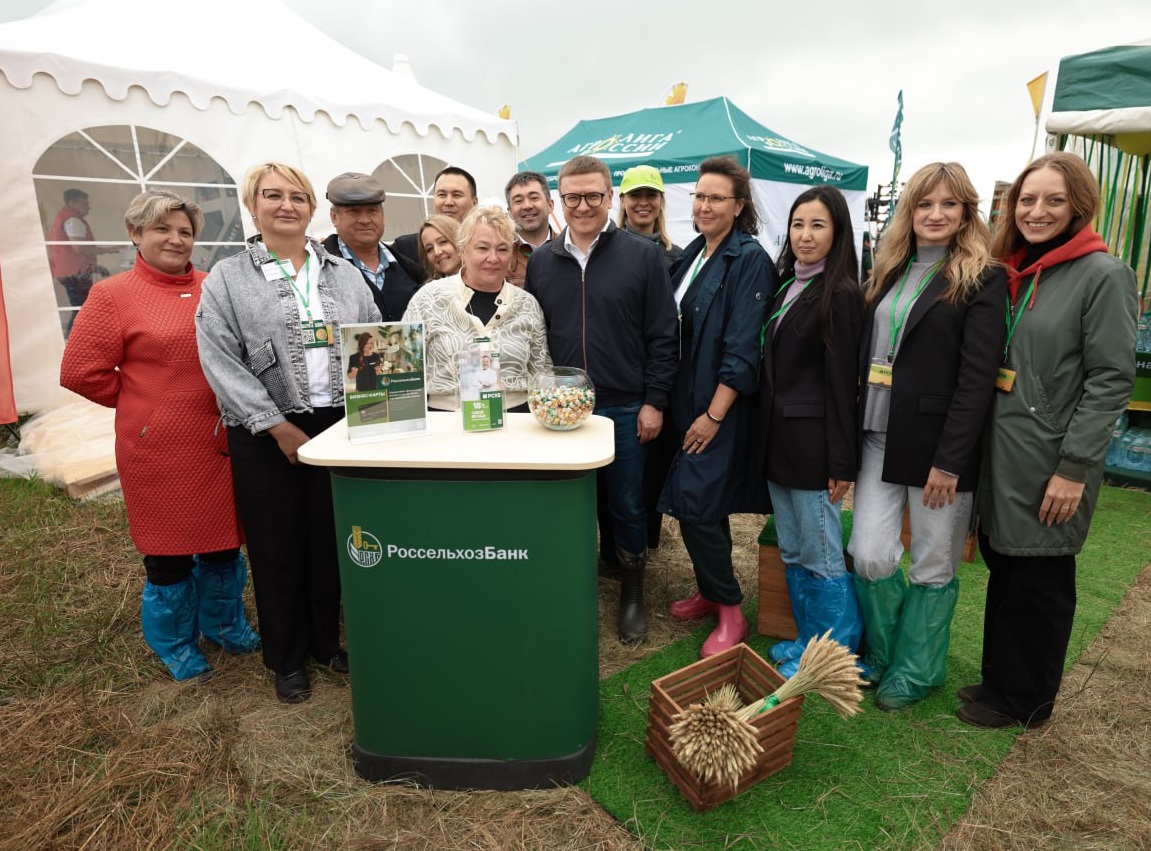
xmin=662 ymin=82 xmax=687 ymax=106
xmin=889 ymin=90 xmax=904 ymax=185
xmin=1027 ymin=72 xmax=1047 ymax=119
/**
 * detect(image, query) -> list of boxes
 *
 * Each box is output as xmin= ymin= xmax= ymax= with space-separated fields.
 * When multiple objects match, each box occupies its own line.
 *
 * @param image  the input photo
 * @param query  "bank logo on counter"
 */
xmin=347 ymin=525 xmax=383 ymax=568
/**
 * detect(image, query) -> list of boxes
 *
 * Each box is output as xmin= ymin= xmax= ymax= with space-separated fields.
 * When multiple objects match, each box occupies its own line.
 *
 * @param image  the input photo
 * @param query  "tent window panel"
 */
xmin=36 ymin=178 xmax=140 ymax=244
xmin=385 ymin=197 xmax=435 ymax=243
xmin=34 ymin=123 xmax=246 ymax=339
xmin=130 ymin=128 xmax=185 ymax=176
xmin=149 ymin=142 xmax=233 ymax=185
xmin=194 ymin=188 xmax=244 ymax=245
xmin=372 ymin=154 xmax=449 ymax=236
xmin=35 ymin=131 xmax=137 ymax=180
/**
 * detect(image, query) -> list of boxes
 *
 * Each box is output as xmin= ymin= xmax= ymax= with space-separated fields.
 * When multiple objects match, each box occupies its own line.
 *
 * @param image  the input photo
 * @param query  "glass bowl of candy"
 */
xmin=528 ymin=367 xmax=596 ymax=431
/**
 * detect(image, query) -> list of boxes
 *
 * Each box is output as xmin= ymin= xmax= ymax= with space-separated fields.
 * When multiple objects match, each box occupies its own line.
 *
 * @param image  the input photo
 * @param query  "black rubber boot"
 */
xmin=617 ymin=547 xmax=648 ymax=644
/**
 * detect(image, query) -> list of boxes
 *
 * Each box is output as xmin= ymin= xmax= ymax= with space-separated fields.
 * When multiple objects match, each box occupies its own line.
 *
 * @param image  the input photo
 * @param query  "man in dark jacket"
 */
xmin=525 ymin=155 xmax=678 ymax=644
xmin=322 ymin=172 xmax=425 ymax=322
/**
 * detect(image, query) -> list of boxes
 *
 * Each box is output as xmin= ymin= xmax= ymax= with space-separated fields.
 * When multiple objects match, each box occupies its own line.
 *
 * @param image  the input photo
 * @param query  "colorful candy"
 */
xmin=528 ymin=384 xmax=596 ymax=430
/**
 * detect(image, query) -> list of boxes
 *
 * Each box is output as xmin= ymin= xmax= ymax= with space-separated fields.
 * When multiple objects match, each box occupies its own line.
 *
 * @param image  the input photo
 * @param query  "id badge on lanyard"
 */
xmin=867 ymin=359 xmax=894 ymax=388
xmin=302 ymin=319 xmax=333 ymax=348
xmin=995 ymin=365 xmax=1016 ymax=393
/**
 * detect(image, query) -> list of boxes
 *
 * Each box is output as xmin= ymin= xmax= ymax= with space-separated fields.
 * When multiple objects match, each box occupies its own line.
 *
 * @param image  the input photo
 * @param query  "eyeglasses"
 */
xmin=690 ymin=193 xmax=735 ymax=206
xmin=559 ymin=192 xmax=607 ymax=209
xmin=260 ymin=188 xmax=311 ymax=206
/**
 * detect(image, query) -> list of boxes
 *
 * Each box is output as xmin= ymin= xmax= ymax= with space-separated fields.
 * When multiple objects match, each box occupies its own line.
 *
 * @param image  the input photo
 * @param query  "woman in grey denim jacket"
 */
xmin=196 ymin=162 xmax=380 ymax=703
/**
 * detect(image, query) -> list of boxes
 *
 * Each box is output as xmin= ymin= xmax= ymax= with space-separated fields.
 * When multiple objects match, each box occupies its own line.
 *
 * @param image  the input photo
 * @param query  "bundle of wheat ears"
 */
xmin=669 ymin=632 xmax=865 ymax=789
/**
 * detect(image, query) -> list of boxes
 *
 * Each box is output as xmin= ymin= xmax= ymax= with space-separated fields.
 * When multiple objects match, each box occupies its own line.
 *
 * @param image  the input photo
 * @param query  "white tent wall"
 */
xmin=0 ymin=60 xmax=515 ymax=417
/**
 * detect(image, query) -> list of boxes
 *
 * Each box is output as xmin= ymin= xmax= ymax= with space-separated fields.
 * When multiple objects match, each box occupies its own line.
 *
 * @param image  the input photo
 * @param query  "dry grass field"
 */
xmin=1 ymin=477 xmax=1148 ymax=849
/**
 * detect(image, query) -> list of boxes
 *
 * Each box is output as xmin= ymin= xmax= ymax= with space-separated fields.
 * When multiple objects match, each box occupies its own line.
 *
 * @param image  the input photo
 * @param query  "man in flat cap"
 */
xmin=322 ymin=172 xmax=425 ymax=322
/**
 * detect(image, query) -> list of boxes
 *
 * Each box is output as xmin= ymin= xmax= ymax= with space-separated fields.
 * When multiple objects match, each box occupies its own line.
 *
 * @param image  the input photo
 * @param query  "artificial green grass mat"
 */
xmin=585 ymin=485 xmax=1151 ymax=850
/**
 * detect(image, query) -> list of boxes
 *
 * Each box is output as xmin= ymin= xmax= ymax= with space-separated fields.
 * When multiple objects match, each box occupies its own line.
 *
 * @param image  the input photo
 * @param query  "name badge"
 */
xmin=262 ymin=260 xmax=295 ymax=281
xmin=302 ymin=319 xmax=333 ymax=348
xmin=867 ymin=360 xmax=894 ymax=388
xmin=995 ymin=367 xmax=1017 ymax=393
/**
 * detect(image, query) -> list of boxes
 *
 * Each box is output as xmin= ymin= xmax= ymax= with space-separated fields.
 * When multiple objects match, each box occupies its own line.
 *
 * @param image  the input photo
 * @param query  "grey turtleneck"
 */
xmin=862 ymin=244 xmax=947 ymax=434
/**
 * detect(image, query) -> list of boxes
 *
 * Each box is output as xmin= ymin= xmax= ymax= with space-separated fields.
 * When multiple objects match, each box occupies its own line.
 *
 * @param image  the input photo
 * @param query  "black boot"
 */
xmin=617 ymin=547 xmax=648 ymax=644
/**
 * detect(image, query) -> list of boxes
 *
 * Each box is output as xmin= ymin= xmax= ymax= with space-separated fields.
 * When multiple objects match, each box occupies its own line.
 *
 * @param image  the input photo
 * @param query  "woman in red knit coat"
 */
xmin=60 ymin=189 xmax=259 ymax=681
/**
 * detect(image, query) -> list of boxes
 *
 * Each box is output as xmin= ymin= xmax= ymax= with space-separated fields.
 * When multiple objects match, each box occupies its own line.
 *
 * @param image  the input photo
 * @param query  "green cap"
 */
xmin=620 ymin=165 xmax=664 ymax=195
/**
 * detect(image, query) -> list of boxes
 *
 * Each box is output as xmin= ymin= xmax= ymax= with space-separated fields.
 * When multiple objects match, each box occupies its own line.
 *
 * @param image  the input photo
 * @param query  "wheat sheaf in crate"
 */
xmin=645 ymin=644 xmax=803 ymax=812
xmin=649 ymin=636 xmax=865 ymax=811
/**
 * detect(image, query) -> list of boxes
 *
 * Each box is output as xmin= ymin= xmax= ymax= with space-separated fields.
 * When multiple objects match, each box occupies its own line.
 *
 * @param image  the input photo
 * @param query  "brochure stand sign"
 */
xmin=341 ymin=322 xmax=427 ymax=443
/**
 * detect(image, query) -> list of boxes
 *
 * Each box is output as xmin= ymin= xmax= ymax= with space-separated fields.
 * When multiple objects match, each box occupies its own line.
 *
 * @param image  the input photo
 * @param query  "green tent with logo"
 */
xmin=1047 ymin=40 xmax=1151 ymax=408
xmin=1048 ymin=41 xmax=1151 ymax=293
xmin=520 ymin=97 xmax=868 ymax=258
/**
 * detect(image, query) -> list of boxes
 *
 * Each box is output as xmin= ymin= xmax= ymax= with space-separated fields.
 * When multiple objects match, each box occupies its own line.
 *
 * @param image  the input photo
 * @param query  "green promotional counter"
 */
xmin=298 ymin=412 xmax=614 ymax=789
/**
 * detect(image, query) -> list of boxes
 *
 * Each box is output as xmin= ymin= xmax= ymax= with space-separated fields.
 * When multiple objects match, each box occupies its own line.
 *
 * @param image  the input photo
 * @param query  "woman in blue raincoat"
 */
xmin=659 ymin=156 xmax=773 ymax=659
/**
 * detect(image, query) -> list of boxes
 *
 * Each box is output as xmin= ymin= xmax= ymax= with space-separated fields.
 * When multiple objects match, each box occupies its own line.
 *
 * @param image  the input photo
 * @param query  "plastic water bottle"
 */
xmin=1106 ymin=412 xmax=1128 ymax=468
xmin=1137 ymin=430 xmax=1151 ymax=473
xmin=1120 ymin=427 xmax=1142 ymax=471
xmin=1138 ymin=314 xmax=1151 ymax=354
xmin=1123 ymin=428 xmax=1151 ymax=472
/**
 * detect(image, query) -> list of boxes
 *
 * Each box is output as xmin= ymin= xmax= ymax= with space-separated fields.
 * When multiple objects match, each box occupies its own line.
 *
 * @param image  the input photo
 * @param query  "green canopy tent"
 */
xmin=520 ymin=97 xmax=868 ymax=259
xmin=1048 ymin=41 xmax=1151 ymax=296
xmin=1048 ymin=40 xmax=1151 ymax=410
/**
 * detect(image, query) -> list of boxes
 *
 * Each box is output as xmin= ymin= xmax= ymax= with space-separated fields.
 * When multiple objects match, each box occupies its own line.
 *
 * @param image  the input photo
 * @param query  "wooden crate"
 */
xmin=645 ymin=643 xmax=804 ymax=812
xmin=756 ymin=545 xmax=797 ymax=639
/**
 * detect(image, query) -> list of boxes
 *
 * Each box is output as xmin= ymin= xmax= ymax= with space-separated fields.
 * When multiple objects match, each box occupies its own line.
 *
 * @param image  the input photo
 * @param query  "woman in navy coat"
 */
xmin=659 ymin=156 xmax=773 ymax=658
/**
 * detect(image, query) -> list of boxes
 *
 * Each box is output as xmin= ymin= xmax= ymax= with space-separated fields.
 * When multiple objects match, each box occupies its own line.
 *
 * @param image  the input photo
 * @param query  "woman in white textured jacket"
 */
xmin=402 ymin=206 xmax=551 ymax=412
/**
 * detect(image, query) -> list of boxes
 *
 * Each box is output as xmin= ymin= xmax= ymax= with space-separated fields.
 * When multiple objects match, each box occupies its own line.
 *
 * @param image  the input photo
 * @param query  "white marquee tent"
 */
xmin=0 ymin=0 xmax=516 ymax=417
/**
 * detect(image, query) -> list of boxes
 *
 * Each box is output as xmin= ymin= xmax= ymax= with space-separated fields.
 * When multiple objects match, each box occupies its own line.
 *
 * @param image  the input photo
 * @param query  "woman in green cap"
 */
xmin=617 ymin=165 xmax=683 ymax=270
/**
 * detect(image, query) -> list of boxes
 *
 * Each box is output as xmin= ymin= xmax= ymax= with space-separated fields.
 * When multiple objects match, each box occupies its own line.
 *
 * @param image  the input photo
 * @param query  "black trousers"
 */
xmin=977 ymin=532 xmax=1076 ymax=723
xmin=227 ymin=408 xmax=344 ymax=674
xmin=143 ymin=549 xmax=240 ymax=586
xmin=680 ymin=517 xmax=742 ymax=606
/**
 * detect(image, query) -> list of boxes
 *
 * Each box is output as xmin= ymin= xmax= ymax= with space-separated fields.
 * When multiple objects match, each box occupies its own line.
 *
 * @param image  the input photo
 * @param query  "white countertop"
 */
xmin=298 ymin=411 xmax=615 ymax=470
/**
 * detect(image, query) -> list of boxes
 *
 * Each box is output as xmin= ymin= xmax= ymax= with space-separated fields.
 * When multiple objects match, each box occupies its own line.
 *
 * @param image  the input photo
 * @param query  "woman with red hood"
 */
xmin=962 ymin=153 xmax=1138 ymax=729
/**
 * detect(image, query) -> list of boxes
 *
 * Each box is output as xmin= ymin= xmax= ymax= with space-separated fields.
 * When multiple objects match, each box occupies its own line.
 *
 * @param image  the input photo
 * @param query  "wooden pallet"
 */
xmin=646 ymin=643 xmax=804 ymax=812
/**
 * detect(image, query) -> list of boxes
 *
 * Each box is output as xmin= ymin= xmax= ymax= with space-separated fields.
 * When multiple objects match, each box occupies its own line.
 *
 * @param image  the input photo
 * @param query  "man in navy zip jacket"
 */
xmin=525 ymin=155 xmax=677 ymax=644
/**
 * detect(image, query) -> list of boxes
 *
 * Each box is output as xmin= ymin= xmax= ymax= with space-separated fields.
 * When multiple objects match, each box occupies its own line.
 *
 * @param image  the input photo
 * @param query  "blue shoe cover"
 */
xmin=142 ymin=578 xmax=211 ymax=681
xmin=769 ymin=566 xmax=813 ymax=663
xmin=194 ymin=552 xmax=261 ymax=655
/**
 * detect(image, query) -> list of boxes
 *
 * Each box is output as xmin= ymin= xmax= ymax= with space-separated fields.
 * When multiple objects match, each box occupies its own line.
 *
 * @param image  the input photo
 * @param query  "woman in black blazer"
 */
xmin=847 ymin=162 xmax=1005 ymax=711
xmin=760 ymin=186 xmax=865 ymax=679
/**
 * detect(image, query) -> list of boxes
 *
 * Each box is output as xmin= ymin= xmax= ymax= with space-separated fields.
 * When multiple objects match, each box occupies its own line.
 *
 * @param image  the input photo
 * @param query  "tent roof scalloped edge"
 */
xmin=0 ymin=0 xmax=515 ymax=145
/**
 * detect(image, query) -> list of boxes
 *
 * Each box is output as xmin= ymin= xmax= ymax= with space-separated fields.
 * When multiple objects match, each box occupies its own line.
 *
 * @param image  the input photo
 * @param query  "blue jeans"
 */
xmin=766 ymin=480 xmax=848 ymax=579
xmin=597 ymin=401 xmax=648 ymax=555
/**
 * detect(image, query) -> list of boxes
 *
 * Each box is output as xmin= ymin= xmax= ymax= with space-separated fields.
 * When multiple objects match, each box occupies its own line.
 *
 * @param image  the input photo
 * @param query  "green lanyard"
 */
xmin=759 ymin=276 xmax=802 ymax=350
xmin=767 ymin=275 xmax=807 ymax=324
xmin=1003 ymin=272 xmax=1039 ymax=362
xmin=270 ymin=251 xmax=314 ymax=320
xmin=887 ymin=257 xmax=943 ymax=360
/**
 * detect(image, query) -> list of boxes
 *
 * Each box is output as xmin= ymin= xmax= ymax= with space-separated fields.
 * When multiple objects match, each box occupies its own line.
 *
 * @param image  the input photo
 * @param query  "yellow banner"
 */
xmin=1027 ymin=72 xmax=1047 ymax=119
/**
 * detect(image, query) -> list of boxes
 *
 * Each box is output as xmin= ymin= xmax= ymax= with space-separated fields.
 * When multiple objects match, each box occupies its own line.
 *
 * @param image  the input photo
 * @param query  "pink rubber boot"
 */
xmin=700 ymin=604 xmax=748 ymax=658
xmin=669 ymin=592 xmax=718 ymax=621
